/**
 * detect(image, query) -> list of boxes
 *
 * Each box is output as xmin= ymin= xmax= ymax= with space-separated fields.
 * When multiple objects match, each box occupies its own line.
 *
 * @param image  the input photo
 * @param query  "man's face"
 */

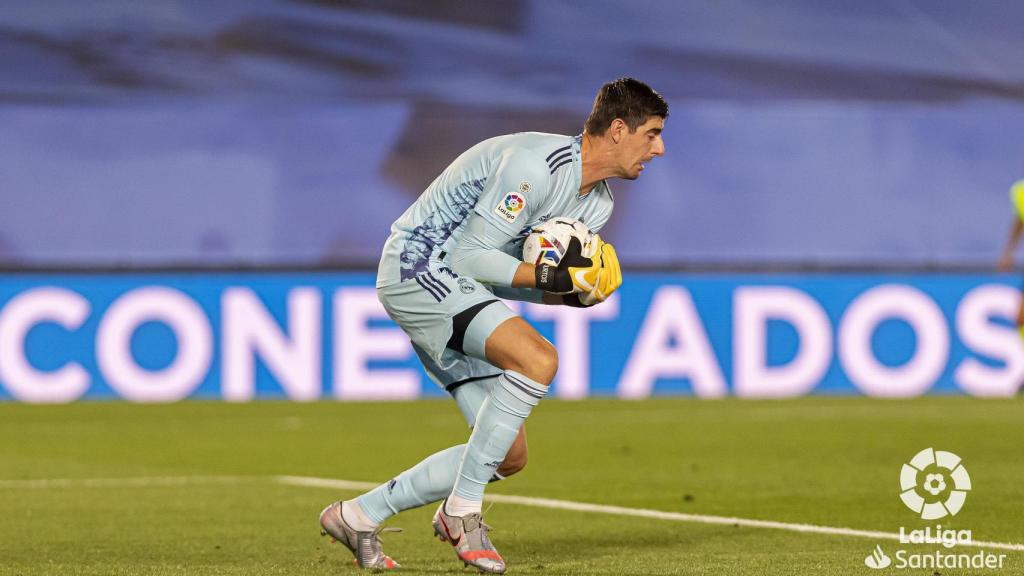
xmin=615 ymin=116 xmax=665 ymax=180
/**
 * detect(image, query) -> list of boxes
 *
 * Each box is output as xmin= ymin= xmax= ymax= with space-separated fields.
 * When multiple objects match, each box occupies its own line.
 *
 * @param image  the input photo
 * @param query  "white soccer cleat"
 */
xmin=431 ymin=500 xmax=506 ymax=574
xmin=319 ymin=501 xmax=401 ymax=570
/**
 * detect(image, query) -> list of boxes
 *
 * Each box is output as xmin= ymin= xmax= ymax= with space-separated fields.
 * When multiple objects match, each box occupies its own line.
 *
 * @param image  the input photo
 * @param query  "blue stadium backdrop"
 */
xmin=1 ymin=273 xmax=1021 ymax=402
xmin=3 ymin=2 xmax=1024 ymax=268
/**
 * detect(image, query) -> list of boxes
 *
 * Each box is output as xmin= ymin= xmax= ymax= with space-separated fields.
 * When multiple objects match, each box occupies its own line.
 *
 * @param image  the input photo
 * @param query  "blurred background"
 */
xmin=4 ymin=0 xmax=1024 ymax=268
xmin=3 ymin=0 xmax=1024 ymax=401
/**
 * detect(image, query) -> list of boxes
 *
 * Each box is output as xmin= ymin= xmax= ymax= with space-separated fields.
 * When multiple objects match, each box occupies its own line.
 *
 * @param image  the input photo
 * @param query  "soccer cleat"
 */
xmin=432 ymin=500 xmax=506 ymax=574
xmin=319 ymin=501 xmax=401 ymax=570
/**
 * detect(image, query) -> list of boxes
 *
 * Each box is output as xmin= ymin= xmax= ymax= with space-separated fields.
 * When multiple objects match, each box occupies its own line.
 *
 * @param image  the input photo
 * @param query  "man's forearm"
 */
xmin=510 ymin=262 xmax=538 ymax=289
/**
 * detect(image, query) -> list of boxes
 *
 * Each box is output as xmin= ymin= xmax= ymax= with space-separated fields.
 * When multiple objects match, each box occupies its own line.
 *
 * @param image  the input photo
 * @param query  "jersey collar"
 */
xmin=571 ymin=134 xmax=605 ymax=201
xmin=571 ymin=134 xmax=586 ymax=200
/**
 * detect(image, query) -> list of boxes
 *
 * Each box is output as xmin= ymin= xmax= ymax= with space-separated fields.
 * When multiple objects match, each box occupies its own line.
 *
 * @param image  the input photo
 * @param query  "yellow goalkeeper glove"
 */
xmin=561 ymin=237 xmax=623 ymax=307
xmin=579 ymin=239 xmax=622 ymax=305
xmin=535 ymin=235 xmax=597 ymax=294
xmin=535 ymin=234 xmax=623 ymax=301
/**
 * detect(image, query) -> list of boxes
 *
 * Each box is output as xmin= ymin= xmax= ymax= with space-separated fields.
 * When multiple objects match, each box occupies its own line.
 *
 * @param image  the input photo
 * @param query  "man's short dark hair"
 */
xmin=584 ymin=78 xmax=669 ymax=136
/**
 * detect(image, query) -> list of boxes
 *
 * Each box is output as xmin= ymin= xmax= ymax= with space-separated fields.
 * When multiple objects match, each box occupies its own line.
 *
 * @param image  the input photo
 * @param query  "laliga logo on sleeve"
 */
xmin=495 ymin=192 xmax=526 ymax=223
xmin=504 ymin=193 xmax=524 ymax=212
xmin=899 ymin=448 xmax=971 ymax=520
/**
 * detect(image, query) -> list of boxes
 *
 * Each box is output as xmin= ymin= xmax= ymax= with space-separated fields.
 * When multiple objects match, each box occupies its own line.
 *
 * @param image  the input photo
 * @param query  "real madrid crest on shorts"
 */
xmin=457 ymin=277 xmax=476 ymax=294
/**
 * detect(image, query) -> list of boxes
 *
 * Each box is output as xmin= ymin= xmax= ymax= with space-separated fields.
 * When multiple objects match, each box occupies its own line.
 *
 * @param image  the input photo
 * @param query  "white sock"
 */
xmin=341 ymin=498 xmax=378 ymax=532
xmin=444 ymin=493 xmax=482 ymax=517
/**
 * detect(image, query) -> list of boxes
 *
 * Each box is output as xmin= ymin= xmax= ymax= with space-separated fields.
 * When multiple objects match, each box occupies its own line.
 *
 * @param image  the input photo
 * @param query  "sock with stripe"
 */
xmin=447 ymin=370 xmax=547 ymax=516
xmin=356 ymin=443 xmax=467 ymax=526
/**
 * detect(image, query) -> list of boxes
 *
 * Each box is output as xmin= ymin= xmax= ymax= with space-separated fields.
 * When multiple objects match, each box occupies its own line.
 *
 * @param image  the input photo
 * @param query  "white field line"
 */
xmin=5 ymin=474 xmax=1021 ymax=552
xmin=275 ymin=475 xmax=377 ymax=491
xmin=276 ymin=475 xmax=1024 ymax=553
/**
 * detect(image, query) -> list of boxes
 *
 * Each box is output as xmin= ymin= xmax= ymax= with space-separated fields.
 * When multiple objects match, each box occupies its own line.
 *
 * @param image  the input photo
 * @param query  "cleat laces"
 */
xmin=362 ymin=526 xmax=403 ymax=561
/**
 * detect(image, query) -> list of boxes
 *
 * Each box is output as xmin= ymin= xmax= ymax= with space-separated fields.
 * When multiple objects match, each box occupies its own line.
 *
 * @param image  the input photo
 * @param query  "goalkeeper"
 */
xmin=319 ymin=78 xmax=668 ymax=573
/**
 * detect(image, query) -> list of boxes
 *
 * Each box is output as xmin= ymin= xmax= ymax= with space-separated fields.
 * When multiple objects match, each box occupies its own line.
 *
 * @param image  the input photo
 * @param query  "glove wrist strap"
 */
xmin=535 ymin=263 xmax=556 ymax=291
xmin=535 ymin=263 xmax=572 ymax=293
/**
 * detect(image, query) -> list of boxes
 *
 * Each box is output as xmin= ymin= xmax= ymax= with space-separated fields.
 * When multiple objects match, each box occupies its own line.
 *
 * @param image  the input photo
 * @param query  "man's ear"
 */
xmin=609 ymin=118 xmax=627 ymax=143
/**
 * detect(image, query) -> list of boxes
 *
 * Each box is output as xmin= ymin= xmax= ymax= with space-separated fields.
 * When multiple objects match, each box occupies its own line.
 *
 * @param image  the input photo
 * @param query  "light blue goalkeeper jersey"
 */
xmin=376 ymin=132 xmax=614 ymax=288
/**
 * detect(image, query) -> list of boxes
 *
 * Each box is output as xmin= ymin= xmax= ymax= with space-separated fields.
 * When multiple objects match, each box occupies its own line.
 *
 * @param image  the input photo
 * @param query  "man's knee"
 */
xmin=520 ymin=338 xmax=558 ymax=384
xmin=485 ymin=318 xmax=559 ymax=384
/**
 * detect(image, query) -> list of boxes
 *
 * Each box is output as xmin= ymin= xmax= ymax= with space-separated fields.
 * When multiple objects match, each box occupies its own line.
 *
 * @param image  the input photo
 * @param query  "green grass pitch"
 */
xmin=1 ymin=397 xmax=1022 ymax=575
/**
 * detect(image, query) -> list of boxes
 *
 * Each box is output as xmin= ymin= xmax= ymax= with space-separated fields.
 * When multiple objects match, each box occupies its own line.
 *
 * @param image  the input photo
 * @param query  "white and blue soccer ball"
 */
xmin=522 ymin=217 xmax=595 ymax=266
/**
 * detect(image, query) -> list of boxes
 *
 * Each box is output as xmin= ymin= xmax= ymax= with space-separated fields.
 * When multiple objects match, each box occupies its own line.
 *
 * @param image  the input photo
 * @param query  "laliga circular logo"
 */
xmin=899 ymin=448 xmax=971 ymax=520
xmin=504 ymin=194 xmax=524 ymax=212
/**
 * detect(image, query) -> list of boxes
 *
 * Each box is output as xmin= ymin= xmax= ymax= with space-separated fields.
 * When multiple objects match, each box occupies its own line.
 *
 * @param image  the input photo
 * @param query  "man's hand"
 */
xmin=534 ymin=236 xmax=598 ymax=294
xmin=584 ymin=241 xmax=622 ymax=304
xmin=568 ymin=240 xmax=622 ymax=306
xmin=557 ymin=238 xmax=623 ymax=307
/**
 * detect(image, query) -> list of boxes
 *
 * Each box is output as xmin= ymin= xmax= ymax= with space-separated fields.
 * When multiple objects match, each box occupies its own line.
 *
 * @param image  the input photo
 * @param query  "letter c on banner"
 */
xmin=0 ymin=287 xmax=91 ymax=403
xmin=838 ymin=284 xmax=948 ymax=397
xmin=96 ymin=287 xmax=212 ymax=402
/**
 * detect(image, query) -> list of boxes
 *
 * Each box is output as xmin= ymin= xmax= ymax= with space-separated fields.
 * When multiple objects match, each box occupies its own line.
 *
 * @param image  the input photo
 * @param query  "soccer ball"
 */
xmin=522 ymin=217 xmax=595 ymax=266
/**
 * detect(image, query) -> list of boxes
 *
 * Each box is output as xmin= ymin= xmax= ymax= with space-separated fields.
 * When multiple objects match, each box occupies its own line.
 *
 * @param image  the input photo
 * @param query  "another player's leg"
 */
xmin=1017 ymin=290 xmax=1024 ymax=394
xmin=433 ymin=316 xmax=556 ymax=574
xmin=1016 ymin=290 xmax=1024 ymax=339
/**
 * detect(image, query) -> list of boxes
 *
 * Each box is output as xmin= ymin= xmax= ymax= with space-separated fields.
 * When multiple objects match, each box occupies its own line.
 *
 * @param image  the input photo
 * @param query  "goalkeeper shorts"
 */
xmin=377 ymin=263 xmax=518 ymax=366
